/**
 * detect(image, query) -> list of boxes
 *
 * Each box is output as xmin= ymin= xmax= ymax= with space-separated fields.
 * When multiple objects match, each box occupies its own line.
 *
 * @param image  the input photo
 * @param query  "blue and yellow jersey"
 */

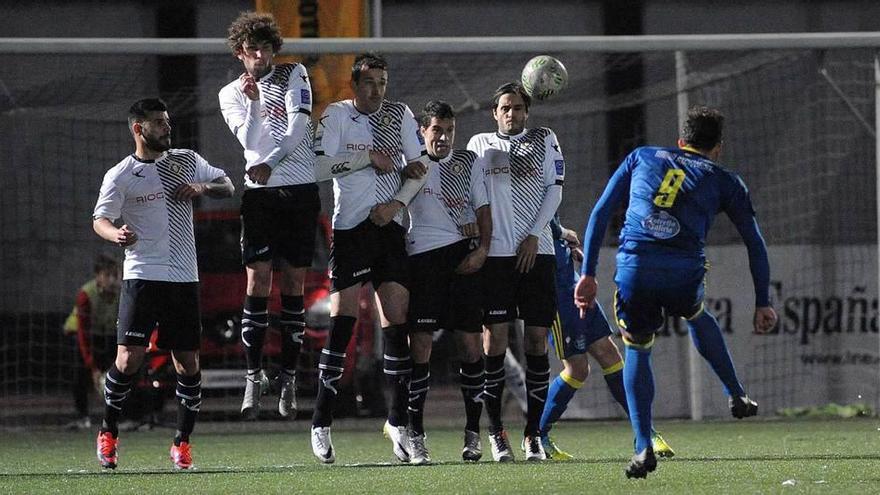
xmin=582 ymin=146 xmax=770 ymax=307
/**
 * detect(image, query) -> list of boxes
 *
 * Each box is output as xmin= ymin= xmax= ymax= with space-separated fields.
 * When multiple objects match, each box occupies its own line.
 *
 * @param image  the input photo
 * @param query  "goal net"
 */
xmin=0 ymin=37 xmax=876 ymax=427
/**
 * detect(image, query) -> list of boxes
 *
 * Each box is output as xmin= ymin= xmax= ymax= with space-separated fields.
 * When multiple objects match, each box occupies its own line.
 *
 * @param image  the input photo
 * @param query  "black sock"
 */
xmin=312 ymin=315 xmax=356 ymax=427
xmin=101 ymin=364 xmax=133 ymax=437
xmin=484 ymin=353 xmax=506 ymax=432
xmin=459 ymin=358 xmax=485 ymax=433
xmin=280 ymin=294 xmax=305 ymax=374
xmin=408 ymin=362 xmax=430 ymax=435
xmin=383 ymin=325 xmax=412 ymax=428
xmin=174 ymin=371 xmax=201 ymax=445
xmin=524 ymin=353 xmax=550 ymax=436
xmin=604 ymin=369 xmax=630 ymax=416
xmin=241 ymin=296 xmax=269 ymax=373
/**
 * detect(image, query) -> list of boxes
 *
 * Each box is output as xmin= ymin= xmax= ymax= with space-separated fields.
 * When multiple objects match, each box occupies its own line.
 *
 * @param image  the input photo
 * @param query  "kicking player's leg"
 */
xmin=686 ymin=307 xmax=755 ymax=415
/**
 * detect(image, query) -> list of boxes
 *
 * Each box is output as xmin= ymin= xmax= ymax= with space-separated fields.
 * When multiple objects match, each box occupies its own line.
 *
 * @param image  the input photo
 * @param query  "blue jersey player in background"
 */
xmin=575 ymin=106 xmax=778 ymax=478
xmin=539 ymin=216 xmax=674 ymax=460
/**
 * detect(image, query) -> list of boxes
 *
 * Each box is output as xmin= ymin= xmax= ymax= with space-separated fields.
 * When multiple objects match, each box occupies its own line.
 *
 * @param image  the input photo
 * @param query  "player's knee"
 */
xmin=563 ymin=355 xmax=589 ymax=381
xmin=172 ymin=351 xmax=200 ymax=376
xmin=458 ymin=334 xmax=483 ymax=363
xmin=483 ymin=325 xmax=508 ymax=354
xmin=115 ymin=346 xmax=145 ymax=374
xmin=279 ymin=266 xmax=306 ymax=294
xmin=588 ymin=337 xmax=623 ymax=367
xmin=246 ymin=263 xmax=273 ymax=295
xmin=523 ymin=329 xmax=548 ymax=355
xmin=410 ymin=332 xmax=433 ymax=362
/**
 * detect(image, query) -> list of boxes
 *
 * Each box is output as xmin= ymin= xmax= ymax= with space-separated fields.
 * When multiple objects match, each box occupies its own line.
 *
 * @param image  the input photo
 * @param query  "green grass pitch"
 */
xmin=1 ymin=418 xmax=877 ymax=494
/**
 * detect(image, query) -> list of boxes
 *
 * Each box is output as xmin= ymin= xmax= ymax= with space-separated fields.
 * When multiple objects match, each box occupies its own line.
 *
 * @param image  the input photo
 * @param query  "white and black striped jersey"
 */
xmin=407 ymin=150 xmax=489 ymax=256
xmin=467 ymin=128 xmax=565 ymax=257
xmin=314 ymin=99 xmax=427 ymax=230
xmin=93 ymin=149 xmax=227 ymax=282
xmin=218 ymin=63 xmax=315 ymax=188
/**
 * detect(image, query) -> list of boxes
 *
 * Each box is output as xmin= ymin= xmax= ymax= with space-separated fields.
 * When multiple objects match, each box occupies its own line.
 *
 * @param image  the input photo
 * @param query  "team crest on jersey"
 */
xmin=170 ymin=163 xmax=182 ymax=175
xmin=301 ymin=89 xmax=310 ymax=105
xmin=451 ymin=163 xmax=464 ymax=175
xmin=641 ymin=210 xmax=680 ymax=239
xmin=380 ymin=114 xmax=392 ymax=127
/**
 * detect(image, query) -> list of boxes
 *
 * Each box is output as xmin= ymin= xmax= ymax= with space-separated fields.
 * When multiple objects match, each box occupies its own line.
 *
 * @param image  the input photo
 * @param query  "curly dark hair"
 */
xmin=226 ymin=11 xmax=283 ymax=54
xmin=419 ymin=100 xmax=455 ymax=128
xmin=681 ymin=106 xmax=724 ymax=150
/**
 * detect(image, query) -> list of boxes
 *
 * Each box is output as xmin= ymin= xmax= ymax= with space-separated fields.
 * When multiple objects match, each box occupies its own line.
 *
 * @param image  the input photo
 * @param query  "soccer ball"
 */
xmin=521 ymin=55 xmax=568 ymax=101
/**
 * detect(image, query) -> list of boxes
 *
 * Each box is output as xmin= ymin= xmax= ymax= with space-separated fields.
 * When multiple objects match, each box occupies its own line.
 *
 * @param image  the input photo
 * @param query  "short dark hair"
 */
xmin=351 ymin=53 xmax=388 ymax=83
xmin=681 ymin=106 xmax=724 ymax=150
xmin=93 ymin=254 xmax=119 ymax=275
xmin=226 ymin=11 xmax=283 ymax=54
xmin=420 ymin=100 xmax=455 ymax=128
xmin=128 ymin=98 xmax=167 ymax=127
xmin=492 ymin=82 xmax=531 ymax=111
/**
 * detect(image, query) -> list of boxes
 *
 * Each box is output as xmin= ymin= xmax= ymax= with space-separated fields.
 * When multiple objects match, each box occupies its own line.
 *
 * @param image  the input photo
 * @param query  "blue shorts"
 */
xmin=549 ymin=238 xmax=612 ymax=360
xmin=549 ymin=301 xmax=613 ymax=360
xmin=613 ymin=265 xmax=706 ymax=335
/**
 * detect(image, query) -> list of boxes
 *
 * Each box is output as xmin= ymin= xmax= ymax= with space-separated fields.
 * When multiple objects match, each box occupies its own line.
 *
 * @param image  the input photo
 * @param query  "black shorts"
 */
xmin=482 ymin=255 xmax=556 ymax=328
xmin=240 ymin=184 xmax=320 ymax=267
xmin=117 ymin=280 xmax=201 ymax=351
xmin=329 ymin=219 xmax=409 ymax=292
xmin=408 ymin=239 xmax=484 ymax=334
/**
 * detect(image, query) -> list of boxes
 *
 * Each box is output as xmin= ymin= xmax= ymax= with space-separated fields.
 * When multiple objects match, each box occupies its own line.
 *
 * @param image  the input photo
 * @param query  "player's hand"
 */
xmin=570 ymin=246 xmax=584 ymax=265
xmin=403 ymin=160 xmax=428 ymax=179
xmin=369 ymin=150 xmax=395 ymax=174
xmin=247 ymin=163 xmax=272 ymax=185
xmin=116 ymin=224 xmax=137 ymax=247
xmin=560 ymin=227 xmax=580 ymax=247
xmin=240 ymin=73 xmax=259 ymax=101
xmin=460 ymin=222 xmax=480 ymax=238
xmin=171 ymin=182 xmax=208 ymax=201
xmin=515 ymin=235 xmax=539 ymax=273
xmin=753 ymin=306 xmax=778 ymax=334
xmin=369 ymin=201 xmax=402 ymax=227
xmin=574 ymin=275 xmax=598 ymax=317
xmin=456 ymin=246 xmax=488 ymax=275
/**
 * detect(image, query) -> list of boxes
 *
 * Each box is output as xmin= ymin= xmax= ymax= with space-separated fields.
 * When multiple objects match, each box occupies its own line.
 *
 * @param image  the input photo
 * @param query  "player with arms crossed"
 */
xmin=309 ymin=53 xmax=432 ymax=464
xmin=403 ymin=100 xmax=492 ymax=464
xmin=576 ymin=106 xmax=777 ymax=478
xmin=219 ymin=12 xmax=319 ymax=419
xmin=93 ymin=98 xmax=234 ymax=470
xmin=538 ymin=217 xmax=674 ymax=460
xmin=467 ymin=82 xmax=563 ymax=461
